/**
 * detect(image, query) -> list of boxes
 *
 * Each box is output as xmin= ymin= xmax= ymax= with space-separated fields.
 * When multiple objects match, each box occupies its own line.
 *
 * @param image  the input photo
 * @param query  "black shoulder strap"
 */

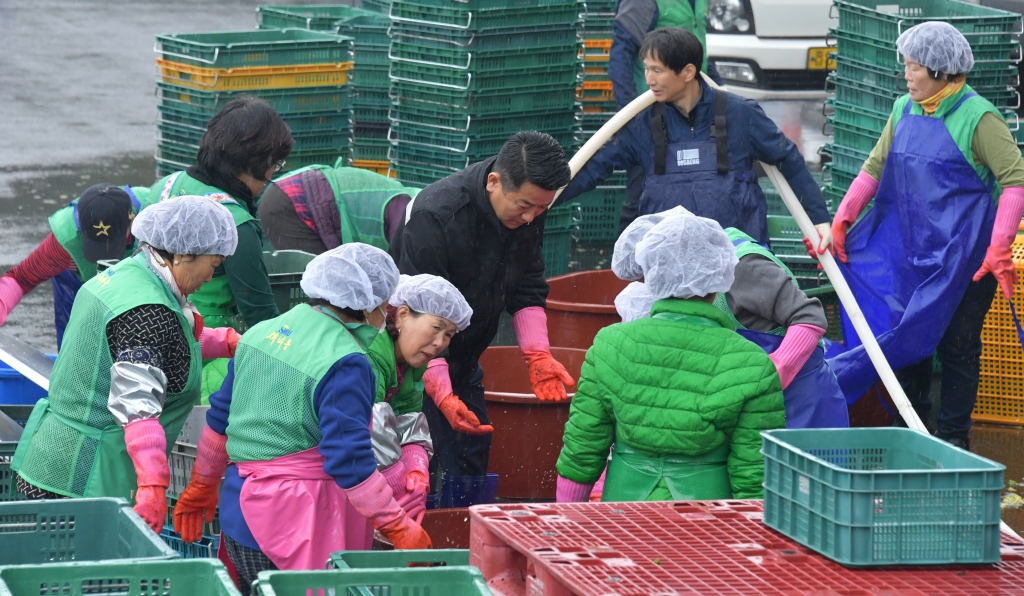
xmin=712 ymin=90 xmax=729 ymax=175
xmin=651 ymin=102 xmax=668 ymax=176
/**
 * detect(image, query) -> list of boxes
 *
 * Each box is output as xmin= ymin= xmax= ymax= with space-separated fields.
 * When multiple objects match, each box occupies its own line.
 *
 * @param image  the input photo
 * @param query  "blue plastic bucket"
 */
xmin=0 ymin=357 xmax=54 ymax=405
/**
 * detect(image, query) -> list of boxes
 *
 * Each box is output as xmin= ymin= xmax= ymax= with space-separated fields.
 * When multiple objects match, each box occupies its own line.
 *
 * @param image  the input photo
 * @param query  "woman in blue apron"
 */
xmin=818 ymin=22 xmax=1024 ymax=449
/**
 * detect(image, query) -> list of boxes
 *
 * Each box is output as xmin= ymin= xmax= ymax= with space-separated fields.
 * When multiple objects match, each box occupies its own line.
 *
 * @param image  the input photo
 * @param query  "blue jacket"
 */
xmin=558 ymin=78 xmax=832 ymax=226
xmin=207 ymin=355 xmax=377 ymax=549
xmin=610 ymin=0 xmax=661 ymax=110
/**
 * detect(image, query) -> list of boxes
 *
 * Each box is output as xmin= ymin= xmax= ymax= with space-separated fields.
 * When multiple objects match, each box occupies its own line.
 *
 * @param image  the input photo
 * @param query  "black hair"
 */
xmin=639 ymin=28 xmax=704 ymax=75
xmin=493 ymin=131 xmax=571 ymax=192
xmin=385 ymin=304 xmax=424 ymax=341
xmin=197 ymin=96 xmax=294 ymax=183
xmin=308 ymin=298 xmax=365 ymax=322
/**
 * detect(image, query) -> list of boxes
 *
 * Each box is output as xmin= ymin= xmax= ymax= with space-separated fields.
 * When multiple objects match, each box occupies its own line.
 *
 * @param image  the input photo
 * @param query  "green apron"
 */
xmin=11 ymin=253 xmax=202 ymax=501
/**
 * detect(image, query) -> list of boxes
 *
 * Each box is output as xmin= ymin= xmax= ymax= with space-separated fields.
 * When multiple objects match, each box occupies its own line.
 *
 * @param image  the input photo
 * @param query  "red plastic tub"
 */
xmin=481 ymin=346 xmax=587 ymax=501
xmin=545 ymin=270 xmax=629 ymax=350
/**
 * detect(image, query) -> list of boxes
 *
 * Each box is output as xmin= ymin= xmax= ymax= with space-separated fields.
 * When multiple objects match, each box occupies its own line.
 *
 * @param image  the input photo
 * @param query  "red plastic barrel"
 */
xmin=481 ymin=346 xmax=586 ymax=500
xmin=546 ymin=270 xmax=630 ymax=349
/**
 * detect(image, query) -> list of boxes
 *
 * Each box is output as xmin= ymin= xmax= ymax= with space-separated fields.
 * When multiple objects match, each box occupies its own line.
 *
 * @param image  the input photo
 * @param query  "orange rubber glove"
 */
xmin=346 ymin=470 xmax=432 ymax=550
xmin=173 ymin=425 xmax=229 ymax=544
xmin=424 ymin=358 xmax=493 ymax=434
xmin=973 ymin=187 xmax=1024 ymax=301
xmin=124 ymin=419 xmax=170 ymax=533
xmin=513 ymin=307 xmax=575 ymax=401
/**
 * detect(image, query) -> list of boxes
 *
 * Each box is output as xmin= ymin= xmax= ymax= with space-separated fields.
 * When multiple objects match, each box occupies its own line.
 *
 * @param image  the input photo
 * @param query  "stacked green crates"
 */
xmin=154 ymin=29 xmax=355 ymax=177
xmin=258 ymin=6 xmax=392 ymax=168
xmin=823 ymin=0 xmax=1022 ymax=201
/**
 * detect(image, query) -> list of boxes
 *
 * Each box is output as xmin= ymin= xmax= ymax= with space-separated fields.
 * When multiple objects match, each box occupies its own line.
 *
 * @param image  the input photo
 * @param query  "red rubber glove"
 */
xmin=173 ymin=425 xmax=229 ymax=544
xmin=829 ymin=171 xmax=879 ymax=263
xmin=346 ymin=470 xmax=432 ymax=550
xmin=124 ymin=419 xmax=170 ymax=533
xmin=437 ymin=393 xmax=494 ymax=435
xmin=973 ymin=187 xmax=1024 ymax=301
xmin=513 ymin=307 xmax=576 ymax=401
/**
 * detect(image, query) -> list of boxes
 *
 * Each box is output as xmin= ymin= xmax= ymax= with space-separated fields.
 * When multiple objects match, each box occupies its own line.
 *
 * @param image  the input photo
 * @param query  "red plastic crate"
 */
xmin=469 ymin=500 xmax=1024 ymax=596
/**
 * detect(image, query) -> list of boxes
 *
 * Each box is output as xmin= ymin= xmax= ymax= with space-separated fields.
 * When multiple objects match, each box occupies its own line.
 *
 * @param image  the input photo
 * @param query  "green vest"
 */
xmin=151 ymin=171 xmax=258 ymax=330
xmin=713 ymin=228 xmax=797 ymax=336
xmin=287 ymin=165 xmax=419 ymax=250
xmin=366 ymin=331 xmax=427 ymax=416
xmin=11 ymin=253 xmax=202 ymax=499
xmin=890 ymin=84 xmax=1003 ymax=201
xmin=633 ymin=0 xmax=710 ymax=93
xmin=48 ymin=185 xmax=146 ymax=283
xmin=226 ymin=304 xmax=378 ymax=462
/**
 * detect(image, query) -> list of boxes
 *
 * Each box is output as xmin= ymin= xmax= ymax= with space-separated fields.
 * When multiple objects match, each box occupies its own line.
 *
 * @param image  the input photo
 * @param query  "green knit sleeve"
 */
xmin=727 ymin=359 xmax=785 ymax=499
xmin=556 ymin=340 xmax=616 ymax=483
xmin=861 ymin=116 xmax=893 ymax=182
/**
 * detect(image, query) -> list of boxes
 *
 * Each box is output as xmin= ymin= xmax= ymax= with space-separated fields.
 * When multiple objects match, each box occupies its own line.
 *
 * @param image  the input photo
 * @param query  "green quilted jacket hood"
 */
xmin=366 ymin=331 xmax=426 ymax=416
xmin=556 ymin=297 xmax=785 ymax=498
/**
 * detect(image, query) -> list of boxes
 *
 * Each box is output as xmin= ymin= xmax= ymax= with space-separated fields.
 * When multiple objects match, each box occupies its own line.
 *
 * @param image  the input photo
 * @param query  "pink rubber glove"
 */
xmin=345 ymin=470 xmax=432 ymax=550
xmin=556 ymin=476 xmax=595 ymax=503
xmin=198 ymin=327 xmax=241 ymax=360
xmin=829 ymin=171 xmax=878 ymax=263
xmin=124 ymin=418 xmax=170 ymax=533
xmin=424 ymin=359 xmax=493 ymax=434
xmin=590 ymin=467 xmax=607 ymax=502
xmin=973 ymin=187 xmax=1024 ymax=300
xmin=382 ymin=445 xmax=430 ymax=523
xmin=0 ymin=276 xmax=25 ymax=327
xmin=173 ymin=425 xmax=229 ymax=543
xmin=768 ymin=324 xmax=826 ymax=390
xmin=513 ymin=307 xmax=576 ymax=402
xmin=422 ymin=358 xmax=454 ymax=407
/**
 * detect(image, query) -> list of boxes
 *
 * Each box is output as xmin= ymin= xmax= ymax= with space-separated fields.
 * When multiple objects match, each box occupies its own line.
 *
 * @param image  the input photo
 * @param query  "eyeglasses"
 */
xmin=273 ymin=160 xmax=287 ymax=173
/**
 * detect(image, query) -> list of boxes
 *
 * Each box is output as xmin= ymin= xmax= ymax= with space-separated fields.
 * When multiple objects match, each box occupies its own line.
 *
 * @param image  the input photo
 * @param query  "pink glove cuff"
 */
xmin=345 ymin=470 xmax=404 ymax=530
xmin=769 ymin=324 xmax=826 ymax=389
xmin=381 ymin=461 xmax=409 ymax=497
xmin=193 ymin=425 xmax=229 ymax=483
xmin=992 ymin=187 xmax=1024 ymax=248
xmin=556 ymin=476 xmax=595 ymax=503
xmin=423 ymin=358 xmax=454 ymax=407
xmin=401 ymin=444 xmax=429 ymax=476
xmin=124 ymin=418 xmax=170 ymax=488
xmin=835 ymin=171 xmax=879 ymax=226
xmin=513 ymin=306 xmax=550 ymax=355
xmin=0 ymin=276 xmax=25 ymax=324
xmin=198 ymin=327 xmax=239 ymax=360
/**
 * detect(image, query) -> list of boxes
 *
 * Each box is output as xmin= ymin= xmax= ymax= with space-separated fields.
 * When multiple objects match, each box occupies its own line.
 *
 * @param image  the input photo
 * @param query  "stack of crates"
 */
xmin=822 ymin=0 xmax=1022 ymax=206
xmin=154 ymin=29 xmax=355 ymax=177
xmin=257 ymin=6 xmax=393 ymax=176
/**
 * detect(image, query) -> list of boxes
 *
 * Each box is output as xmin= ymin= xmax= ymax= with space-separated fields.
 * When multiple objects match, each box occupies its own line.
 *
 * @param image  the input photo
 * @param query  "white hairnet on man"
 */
xmin=301 ymin=243 xmax=399 ymax=311
xmin=132 ymin=195 xmax=238 ymax=256
xmin=391 ymin=274 xmax=473 ymax=331
xmin=896 ymin=21 xmax=974 ymax=75
xmin=614 ymin=281 xmax=658 ymax=322
xmin=612 ymin=206 xmax=692 ymax=281
xmin=635 ymin=214 xmax=738 ymax=299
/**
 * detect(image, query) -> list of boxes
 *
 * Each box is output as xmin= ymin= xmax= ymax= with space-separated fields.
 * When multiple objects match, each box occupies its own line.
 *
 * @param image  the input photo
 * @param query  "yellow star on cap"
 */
xmin=93 ymin=221 xmax=111 ymax=237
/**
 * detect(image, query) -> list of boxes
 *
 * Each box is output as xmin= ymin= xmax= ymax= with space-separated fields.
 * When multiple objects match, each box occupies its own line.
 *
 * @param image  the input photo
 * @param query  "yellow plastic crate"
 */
xmin=973 ymin=227 xmax=1024 ymax=425
xmin=353 ymin=159 xmax=394 ymax=177
xmin=157 ymin=59 xmax=353 ymax=92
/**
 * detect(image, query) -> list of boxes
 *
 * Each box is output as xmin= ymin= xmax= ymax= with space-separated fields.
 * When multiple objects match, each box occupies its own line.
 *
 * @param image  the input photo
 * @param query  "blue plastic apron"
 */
xmin=736 ymin=328 xmax=850 ymax=428
xmin=826 ymin=94 xmax=996 ymax=403
xmin=51 ymin=269 xmax=83 ymax=349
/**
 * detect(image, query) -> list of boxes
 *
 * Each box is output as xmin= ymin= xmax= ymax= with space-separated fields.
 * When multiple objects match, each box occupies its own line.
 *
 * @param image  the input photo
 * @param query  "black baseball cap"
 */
xmin=78 ymin=184 xmax=133 ymax=263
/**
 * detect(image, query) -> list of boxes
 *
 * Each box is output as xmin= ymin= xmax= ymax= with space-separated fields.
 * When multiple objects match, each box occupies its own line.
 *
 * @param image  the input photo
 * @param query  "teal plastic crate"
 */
xmin=160 ymin=526 xmax=219 ymax=559
xmin=546 ymin=202 xmax=580 ymax=231
xmin=834 ymin=0 xmax=1021 ymax=48
xmin=256 ymin=5 xmax=389 ymax=46
xmin=166 ymin=496 xmax=220 ymax=538
xmin=156 ymin=28 xmax=353 ymax=69
xmin=543 ymin=228 xmax=574 ymax=277
xmin=0 ymin=560 xmax=240 ymax=596
xmin=264 ymin=250 xmax=317 ymax=313
xmin=390 ymin=61 xmax=582 ymax=93
xmin=831 ymin=28 xmax=1019 ymax=69
xmin=390 ymin=103 xmax=580 ymax=136
xmin=328 ymin=549 xmax=470 ymax=569
xmin=821 ymin=142 xmax=870 ymax=175
xmin=569 ymin=183 xmax=627 ymax=243
xmin=389 ymin=40 xmax=582 ymax=72
xmin=156 ymin=82 xmax=352 ymax=116
xmin=254 ymin=567 xmax=490 ymax=596
xmin=803 ymin=284 xmax=843 ymax=342
xmin=761 ymin=427 xmax=1005 ymax=566
xmin=353 ymin=137 xmax=390 ymax=161
xmin=835 ymin=54 xmax=1020 ymax=92
xmin=389 ymin=0 xmax=581 ymax=31
xmin=0 ymin=442 xmax=23 ymax=503
xmin=391 ymin=83 xmax=579 ymax=115
xmin=0 ymin=497 xmax=178 ymax=564
xmin=828 ymin=118 xmax=883 ymax=153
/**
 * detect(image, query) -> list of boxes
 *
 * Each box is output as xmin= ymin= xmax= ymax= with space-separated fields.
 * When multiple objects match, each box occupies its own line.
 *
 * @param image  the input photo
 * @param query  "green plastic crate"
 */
xmin=264 ymin=250 xmax=317 ymax=313
xmin=156 ymin=82 xmax=352 ymax=116
xmin=256 ymin=5 xmax=389 ymax=47
xmin=543 ymin=228 xmax=574 ymax=277
xmin=821 ymin=142 xmax=870 ymax=175
xmin=391 ymin=159 xmax=455 ymax=186
xmin=389 ymin=0 xmax=581 ymax=31
xmin=389 ymin=40 xmax=582 ymax=72
xmin=160 ymin=526 xmax=219 ymax=559
xmin=353 ymin=137 xmax=390 ymax=160
xmin=828 ymin=98 xmax=889 ymax=135
xmin=390 ymin=21 xmax=580 ymax=51
xmin=254 ymin=567 xmax=490 ymax=596
xmin=831 ymin=28 xmax=1019 ymax=69
xmin=156 ymin=29 xmax=353 ymax=69
xmin=828 ymin=118 xmax=882 ymax=153
xmin=390 ymin=104 xmax=580 ymax=136
xmin=352 ymin=64 xmax=391 ymax=88
xmin=0 ymin=560 xmax=240 ymax=596
xmin=569 ymin=183 xmax=627 ymax=243
xmin=159 ymin=122 xmax=351 ymax=153
xmin=389 ymin=121 xmax=578 ymax=157
xmin=390 ymin=61 xmax=582 ymax=93
xmin=0 ymin=497 xmax=178 ymax=564
xmin=166 ymin=496 xmax=220 ymax=537
xmin=761 ymin=427 xmax=1005 ymax=566
xmin=825 ymin=162 xmax=858 ymax=191
xmin=834 ymin=0 xmax=1021 ymax=48
xmin=835 ymin=54 xmax=1020 ymax=93
xmin=328 ymin=549 xmax=470 ymax=569
xmin=392 ymin=83 xmax=579 ymax=114
xmin=546 ymin=202 xmax=580 ymax=231
xmin=804 ymin=284 xmax=844 ymax=342
xmin=361 ymin=0 xmax=391 ymax=13
xmin=159 ymin=104 xmax=352 ymax=135
xmin=0 ymin=442 xmax=23 ymax=503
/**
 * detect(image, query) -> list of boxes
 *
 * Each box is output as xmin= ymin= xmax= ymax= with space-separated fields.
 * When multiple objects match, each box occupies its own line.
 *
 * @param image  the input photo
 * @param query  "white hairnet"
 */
xmin=132 ymin=195 xmax=238 ymax=256
xmin=635 ymin=214 xmax=738 ymax=299
xmin=390 ymin=274 xmax=473 ymax=331
xmin=612 ymin=206 xmax=692 ymax=281
xmin=896 ymin=22 xmax=974 ymax=75
xmin=300 ymin=243 xmax=399 ymax=311
xmin=614 ymin=282 xmax=658 ymax=322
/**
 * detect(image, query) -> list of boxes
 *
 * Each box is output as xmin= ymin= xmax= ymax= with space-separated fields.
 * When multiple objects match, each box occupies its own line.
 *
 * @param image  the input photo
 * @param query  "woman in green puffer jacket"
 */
xmin=555 ymin=213 xmax=785 ymax=502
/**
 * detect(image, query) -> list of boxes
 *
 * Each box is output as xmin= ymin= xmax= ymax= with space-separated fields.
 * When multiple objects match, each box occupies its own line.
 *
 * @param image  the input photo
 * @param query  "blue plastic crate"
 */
xmin=161 ymin=526 xmax=220 ymax=559
xmin=761 ymin=428 xmax=1005 ymax=567
xmin=0 ymin=356 xmax=53 ymax=405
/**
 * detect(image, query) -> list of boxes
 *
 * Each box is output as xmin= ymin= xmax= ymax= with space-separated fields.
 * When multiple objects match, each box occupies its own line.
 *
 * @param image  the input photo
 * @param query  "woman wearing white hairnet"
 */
xmin=367 ymin=274 xmax=474 ymax=525
xmin=11 ymin=196 xmax=238 ymax=532
xmin=172 ymin=244 xmax=429 ymax=594
xmin=555 ymin=214 xmax=785 ymax=503
xmin=808 ymin=22 xmax=1024 ymax=450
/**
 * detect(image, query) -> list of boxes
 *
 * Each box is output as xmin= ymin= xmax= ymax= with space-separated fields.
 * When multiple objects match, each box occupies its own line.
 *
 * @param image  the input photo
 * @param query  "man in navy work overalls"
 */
xmin=560 ymin=27 xmax=833 ymax=250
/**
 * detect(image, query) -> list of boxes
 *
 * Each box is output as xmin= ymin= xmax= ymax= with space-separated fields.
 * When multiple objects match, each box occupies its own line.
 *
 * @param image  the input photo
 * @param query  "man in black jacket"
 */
xmin=389 ymin=131 xmax=577 ymax=490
